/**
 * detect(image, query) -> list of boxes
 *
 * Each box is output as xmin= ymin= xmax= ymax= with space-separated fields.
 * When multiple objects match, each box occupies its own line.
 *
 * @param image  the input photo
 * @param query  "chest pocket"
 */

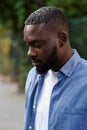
xmin=56 ymin=107 xmax=87 ymax=130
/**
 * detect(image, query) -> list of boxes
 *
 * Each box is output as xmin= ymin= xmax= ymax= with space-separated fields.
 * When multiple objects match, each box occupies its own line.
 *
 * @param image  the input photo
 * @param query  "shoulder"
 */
xmin=27 ymin=66 xmax=37 ymax=78
xmin=80 ymin=57 xmax=87 ymax=66
xmin=73 ymin=57 xmax=87 ymax=84
xmin=78 ymin=58 xmax=87 ymax=73
xmin=25 ymin=67 xmax=38 ymax=93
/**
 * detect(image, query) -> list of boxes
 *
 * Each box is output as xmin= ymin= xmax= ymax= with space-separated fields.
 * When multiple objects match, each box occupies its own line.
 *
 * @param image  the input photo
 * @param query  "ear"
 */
xmin=58 ymin=31 xmax=68 ymax=47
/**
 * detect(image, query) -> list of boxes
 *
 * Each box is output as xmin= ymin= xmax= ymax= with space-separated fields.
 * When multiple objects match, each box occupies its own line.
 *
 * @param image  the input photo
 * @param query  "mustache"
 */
xmin=29 ymin=57 xmax=43 ymax=63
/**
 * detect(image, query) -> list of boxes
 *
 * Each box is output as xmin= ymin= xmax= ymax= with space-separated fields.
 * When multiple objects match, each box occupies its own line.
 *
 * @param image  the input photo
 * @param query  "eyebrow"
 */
xmin=24 ymin=40 xmax=38 ymax=46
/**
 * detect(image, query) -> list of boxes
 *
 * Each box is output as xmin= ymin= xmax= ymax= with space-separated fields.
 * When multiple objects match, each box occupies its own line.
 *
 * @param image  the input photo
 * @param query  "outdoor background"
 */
xmin=0 ymin=0 xmax=87 ymax=130
xmin=0 ymin=0 xmax=87 ymax=89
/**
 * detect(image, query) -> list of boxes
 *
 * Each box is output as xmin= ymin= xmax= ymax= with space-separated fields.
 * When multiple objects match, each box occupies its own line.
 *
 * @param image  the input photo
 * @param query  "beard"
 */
xmin=35 ymin=47 xmax=58 ymax=74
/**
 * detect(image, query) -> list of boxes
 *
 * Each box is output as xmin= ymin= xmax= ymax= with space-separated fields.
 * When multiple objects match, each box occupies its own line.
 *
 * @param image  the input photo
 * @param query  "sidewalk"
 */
xmin=0 ymin=75 xmax=24 ymax=130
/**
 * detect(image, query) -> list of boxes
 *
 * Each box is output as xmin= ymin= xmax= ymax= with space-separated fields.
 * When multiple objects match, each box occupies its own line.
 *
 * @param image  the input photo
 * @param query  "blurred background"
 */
xmin=0 ymin=0 xmax=87 ymax=130
xmin=0 ymin=0 xmax=87 ymax=89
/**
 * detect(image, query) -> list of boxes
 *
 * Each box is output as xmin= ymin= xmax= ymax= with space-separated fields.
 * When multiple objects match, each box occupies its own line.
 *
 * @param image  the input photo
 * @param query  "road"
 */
xmin=0 ymin=75 xmax=24 ymax=130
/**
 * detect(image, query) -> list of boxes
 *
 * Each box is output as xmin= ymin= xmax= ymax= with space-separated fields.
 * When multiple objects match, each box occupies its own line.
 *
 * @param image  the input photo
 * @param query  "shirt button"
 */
xmin=33 ymin=105 xmax=36 ymax=109
xmin=29 ymin=125 xmax=32 ymax=129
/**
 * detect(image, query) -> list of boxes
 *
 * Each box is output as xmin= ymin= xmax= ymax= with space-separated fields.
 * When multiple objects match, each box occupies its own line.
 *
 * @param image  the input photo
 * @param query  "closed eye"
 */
xmin=32 ymin=40 xmax=43 ymax=48
xmin=28 ymin=40 xmax=44 ymax=48
xmin=25 ymin=40 xmax=45 ymax=48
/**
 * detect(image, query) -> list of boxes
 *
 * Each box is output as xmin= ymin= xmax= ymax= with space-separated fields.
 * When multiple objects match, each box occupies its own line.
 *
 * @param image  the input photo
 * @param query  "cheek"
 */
xmin=37 ymin=38 xmax=57 ymax=61
xmin=38 ymin=46 xmax=55 ymax=62
xmin=38 ymin=50 xmax=49 ymax=61
xmin=37 ymin=48 xmax=50 ymax=62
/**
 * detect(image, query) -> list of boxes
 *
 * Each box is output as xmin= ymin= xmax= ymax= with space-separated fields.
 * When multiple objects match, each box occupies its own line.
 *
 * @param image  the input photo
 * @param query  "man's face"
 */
xmin=24 ymin=23 xmax=61 ymax=74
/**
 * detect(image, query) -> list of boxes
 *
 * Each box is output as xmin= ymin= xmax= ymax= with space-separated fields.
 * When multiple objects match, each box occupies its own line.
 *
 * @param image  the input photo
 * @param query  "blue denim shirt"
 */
xmin=24 ymin=50 xmax=87 ymax=130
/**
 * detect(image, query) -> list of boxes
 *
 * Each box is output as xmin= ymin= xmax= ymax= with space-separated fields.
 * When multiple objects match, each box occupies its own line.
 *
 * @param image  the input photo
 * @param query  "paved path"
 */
xmin=0 ymin=75 xmax=24 ymax=130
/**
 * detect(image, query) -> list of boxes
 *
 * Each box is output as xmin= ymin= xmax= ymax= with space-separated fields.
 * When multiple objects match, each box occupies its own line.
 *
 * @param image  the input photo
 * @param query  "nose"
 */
xmin=27 ymin=47 xmax=37 ymax=57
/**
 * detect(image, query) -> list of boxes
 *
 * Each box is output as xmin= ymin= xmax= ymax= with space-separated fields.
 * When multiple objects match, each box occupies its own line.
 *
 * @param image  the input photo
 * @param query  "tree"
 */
xmin=0 ymin=0 xmax=87 ymax=88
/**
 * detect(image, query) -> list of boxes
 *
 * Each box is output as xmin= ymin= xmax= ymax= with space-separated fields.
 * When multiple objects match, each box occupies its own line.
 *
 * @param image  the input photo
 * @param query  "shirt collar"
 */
xmin=60 ymin=49 xmax=80 ymax=77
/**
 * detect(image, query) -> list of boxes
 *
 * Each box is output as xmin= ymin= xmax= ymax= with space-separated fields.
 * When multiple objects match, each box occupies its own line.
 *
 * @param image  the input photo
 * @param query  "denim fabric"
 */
xmin=24 ymin=50 xmax=87 ymax=130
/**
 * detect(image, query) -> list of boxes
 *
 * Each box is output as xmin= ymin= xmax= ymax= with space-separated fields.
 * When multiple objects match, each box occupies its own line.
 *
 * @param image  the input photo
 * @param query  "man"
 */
xmin=23 ymin=6 xmax=87 ymax=130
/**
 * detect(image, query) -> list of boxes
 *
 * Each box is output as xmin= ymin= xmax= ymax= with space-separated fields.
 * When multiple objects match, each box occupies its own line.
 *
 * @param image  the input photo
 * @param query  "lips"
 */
xmin=31 ymin=60 xmax=40 ymax=66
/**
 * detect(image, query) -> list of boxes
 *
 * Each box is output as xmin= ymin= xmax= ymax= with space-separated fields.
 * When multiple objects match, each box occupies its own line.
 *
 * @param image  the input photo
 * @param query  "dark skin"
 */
xmin=24 ymin=23 xmax=73 ymax=74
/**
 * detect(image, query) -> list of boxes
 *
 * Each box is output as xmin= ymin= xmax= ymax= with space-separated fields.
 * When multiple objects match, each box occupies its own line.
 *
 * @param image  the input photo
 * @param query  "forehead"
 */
xmin=24 ymin=23 xmax=54 ymax=42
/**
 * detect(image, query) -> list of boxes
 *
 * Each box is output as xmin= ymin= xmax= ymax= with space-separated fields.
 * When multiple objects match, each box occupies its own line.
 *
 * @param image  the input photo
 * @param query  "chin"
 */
xmin=36 ymin=67 xmax=49 ymax=74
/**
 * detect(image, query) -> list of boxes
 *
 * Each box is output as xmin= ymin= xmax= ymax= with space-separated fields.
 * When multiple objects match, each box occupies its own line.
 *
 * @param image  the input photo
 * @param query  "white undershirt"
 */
xmin=35 ymin=70 xmax=58 ymax=130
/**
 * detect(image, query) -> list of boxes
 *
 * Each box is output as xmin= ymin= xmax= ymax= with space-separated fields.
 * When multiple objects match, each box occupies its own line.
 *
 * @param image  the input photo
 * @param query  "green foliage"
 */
xmin=1 ymin=0 xmax=87 ymax=28
xmin=14 ymin=1 xmax=25 ymax=29
xmin=46 ymin=0 xmax=87 ymax=17
xmin=70 ymin=19 xmax=87 ymax=59
xmin=0 ymin=0 xmax=87 ymax=88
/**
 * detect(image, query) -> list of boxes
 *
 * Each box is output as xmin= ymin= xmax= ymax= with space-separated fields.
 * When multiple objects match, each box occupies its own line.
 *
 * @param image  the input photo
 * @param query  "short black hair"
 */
xmin=25 ymin=6 xmax=69 ymax=33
